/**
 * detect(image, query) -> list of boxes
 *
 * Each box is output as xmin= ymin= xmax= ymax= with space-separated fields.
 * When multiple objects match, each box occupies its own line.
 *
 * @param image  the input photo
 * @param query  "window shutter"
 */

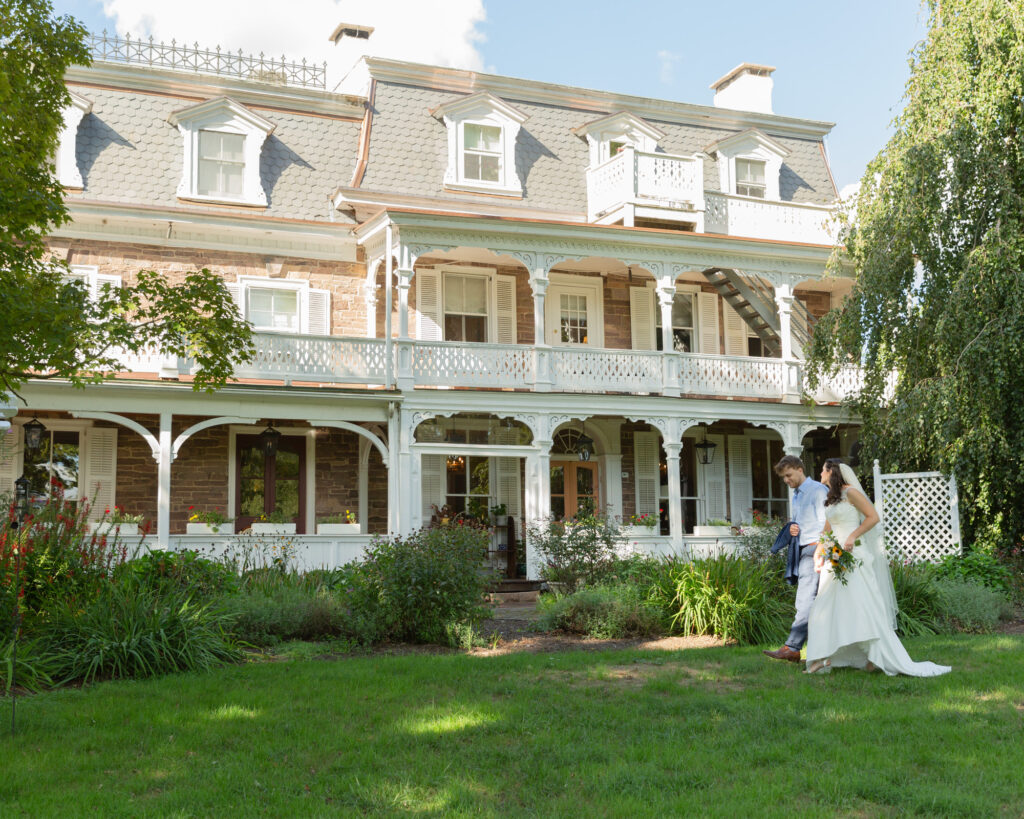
xmin=0 ymin=426 xmax=22 ymax=496
xmin=308 ymin=288 xmax=331 ymax=336
xmin=633 ymin=430 xmax=659 ymax=517
xmin=421 ymin=454 xmax=444 ymax=524
xmin=93 ymin=273 xmax=122 ymax=300
xmin=727 ymin=435 xmax=753 ymax=524
xmin=698 ymin=293 xmax=721 ymax=355
xmin=724 ymin=303 xmax=748 ymax=357
xmin=494 ymin=426 xmax=522 ymax=522
xmin=224 ymin=282 xmax=244 ymax=318
xmin=84 ymin=426 xmax=118 ymax=522
xmin=416 ymin=270 xmax=443 ymax=341
xmin=494 ymin=274 xmax=517 ymax=344
xmin=629 ymin=287 xmax=656 ymax=350
xmin=699 ymin=434 xmax=727 ymax=522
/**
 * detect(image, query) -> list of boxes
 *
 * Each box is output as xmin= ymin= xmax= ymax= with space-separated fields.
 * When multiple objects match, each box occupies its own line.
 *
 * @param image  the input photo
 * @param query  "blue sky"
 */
xmin=54 ymin=0 xmax=928 ymax=191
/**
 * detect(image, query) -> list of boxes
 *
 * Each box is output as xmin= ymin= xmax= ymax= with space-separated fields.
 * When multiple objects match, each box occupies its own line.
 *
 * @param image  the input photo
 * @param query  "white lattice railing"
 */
xmin=586 ymin=149 xmax=702 ymax=221
xmin=677 ymin=353 xmax=785 ymax=398
xmin=550 ymin=347 xmax=663 ymax=393
xmin=873 ymin=461 xmax=962 ymax=563
xmin=411 ymin=341 xmax=534 ymax=388
xmin=232 ymin=333 xmax=388 ymax=384
xmin=812 ymin=365 xmax=864 ymax=403
xmin=704 ymin=192 xmax=836 ymax=244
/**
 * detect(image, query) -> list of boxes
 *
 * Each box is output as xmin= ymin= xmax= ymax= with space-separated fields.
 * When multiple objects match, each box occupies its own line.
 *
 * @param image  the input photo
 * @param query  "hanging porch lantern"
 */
xmin=577 ymin=424 xmax=594 ymax=462
xmin=22 ymin=416 xmax=46 ymax=456
xmin=258 ymin=422 xmax=282 ymax=458
xmin=695 ymin=426 xmax=717 ymax=465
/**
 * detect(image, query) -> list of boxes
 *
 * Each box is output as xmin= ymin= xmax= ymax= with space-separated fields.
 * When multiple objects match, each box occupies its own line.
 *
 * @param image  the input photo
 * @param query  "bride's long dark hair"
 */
xmin=822 ymin=458 xmax=846 ymax=507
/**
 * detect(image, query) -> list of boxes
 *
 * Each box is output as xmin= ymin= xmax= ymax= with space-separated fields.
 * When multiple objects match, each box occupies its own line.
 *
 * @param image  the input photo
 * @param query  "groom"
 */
xmin=763 ymin=454 xmax=828 ymax=663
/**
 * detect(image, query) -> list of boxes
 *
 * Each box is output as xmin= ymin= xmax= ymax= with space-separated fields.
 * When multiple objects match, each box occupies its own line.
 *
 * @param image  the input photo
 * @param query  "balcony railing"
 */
xmin=586 ymin=148 xmax=703 ymax=222
xmin=704 ymin=192 xmax=836 ymax=245
xmin=160 ymin=332 xmax=868 ymax=402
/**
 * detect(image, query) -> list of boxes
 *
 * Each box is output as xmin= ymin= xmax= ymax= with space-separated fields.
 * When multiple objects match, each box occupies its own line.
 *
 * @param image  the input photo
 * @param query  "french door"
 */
xmin=550 ymin=461 xmax=599 ymax=520
xmin=235 ymin=434 xmax=306 ymax=533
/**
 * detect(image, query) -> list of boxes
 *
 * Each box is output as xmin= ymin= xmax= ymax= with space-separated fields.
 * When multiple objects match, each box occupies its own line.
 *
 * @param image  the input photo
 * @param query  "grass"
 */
xmin=2 ymin=634 xmax=1023 ymax=816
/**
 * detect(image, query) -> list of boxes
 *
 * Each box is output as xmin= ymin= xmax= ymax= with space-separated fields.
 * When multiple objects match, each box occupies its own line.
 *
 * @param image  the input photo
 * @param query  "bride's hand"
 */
xmin=843 ymin=535 xmax=856 ymax=551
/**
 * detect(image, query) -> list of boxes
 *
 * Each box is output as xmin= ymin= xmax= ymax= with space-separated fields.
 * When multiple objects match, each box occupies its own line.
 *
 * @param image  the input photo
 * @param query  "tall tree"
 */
xmin=808 ymin=0 xmax=1024 ymax=550
xmin=0 ymin=0 xmax=252 ymax=402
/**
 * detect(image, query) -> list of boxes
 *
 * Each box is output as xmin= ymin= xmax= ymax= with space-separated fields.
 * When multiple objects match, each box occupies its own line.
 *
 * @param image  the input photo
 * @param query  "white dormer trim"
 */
xmin=57 ymin=91 xmax=93 ymax=189
xmin=431 ymin=91 xmax=528 ymax=196
xmin=167 ymin=96 xmax=275 ymax=206
xmin=572 ymin=110 xmax=665 ymax=166
xmin=705 ymin=128 xmax=790 ymax=200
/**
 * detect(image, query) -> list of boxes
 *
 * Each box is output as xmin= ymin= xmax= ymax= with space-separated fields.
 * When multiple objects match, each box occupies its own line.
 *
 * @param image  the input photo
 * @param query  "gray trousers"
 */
xmin=785 ymin=543 xmax=820 ymax=651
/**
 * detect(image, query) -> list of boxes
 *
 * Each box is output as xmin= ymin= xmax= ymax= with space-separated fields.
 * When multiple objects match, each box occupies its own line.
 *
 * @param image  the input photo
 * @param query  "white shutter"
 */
xmin=0 ymin=426 xmax=22 ymax=496
xmin=416 ymin=270 xmax=443 ymax=341
xmin=633 ymin=430 xmax=660 ymax=517
xmin=724 ymin=303 xmax=748 ymax=357
xmin=699 ymin=434 xmax=727 ymax=522
xmin=494 ymin=274 xmax=517 ymax=344
xmin=308 ymin=288 xmax=331 ymax=336
xmin=698 ymin=292 xmax=721 ymax=355
xmin=727 ymin=435 xmax=753 ymax=524
xmin=93 ymin=272 xmax=122 ymax=300
xmin=421 ymin=454 xmax=444 ymax=524
xmin=629 ymin=287 xmax=656 ymax=350
xmin=494 ymin=425 xmax=522 ymax=523
xmin=84 ymin=426 xmax=117 ymax=522
xmin=224 ymin=282 xmax=244 ymax=318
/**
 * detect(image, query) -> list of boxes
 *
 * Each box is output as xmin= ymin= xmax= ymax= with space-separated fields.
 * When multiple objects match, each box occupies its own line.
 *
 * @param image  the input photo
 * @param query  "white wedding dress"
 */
xmin=806 ymin=486 xmax=951 ymax=677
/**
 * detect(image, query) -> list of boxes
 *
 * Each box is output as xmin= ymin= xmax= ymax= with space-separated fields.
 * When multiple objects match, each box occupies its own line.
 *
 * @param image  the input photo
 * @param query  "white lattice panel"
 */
xmin=876 ymin=466 xmax=962 ymax=563
xmin=235 ymin=334 xmax=387 ymax=383
xmin=412 ymin=341 xmax=533 ymax=388
xmin=677 ymin=354 xmax=784 ymax=397
xmin=551 ymin=347 xmax=662 ymax=393
xmin=636 ymin=152 xmax=699 ymax=203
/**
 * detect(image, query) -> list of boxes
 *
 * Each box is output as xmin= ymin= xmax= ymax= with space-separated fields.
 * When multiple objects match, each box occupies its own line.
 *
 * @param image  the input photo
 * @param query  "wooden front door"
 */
xmin=235 ymin=434 xmax=306 ymax=533
xmin=550 ymin=461 xmax=599 ymax=520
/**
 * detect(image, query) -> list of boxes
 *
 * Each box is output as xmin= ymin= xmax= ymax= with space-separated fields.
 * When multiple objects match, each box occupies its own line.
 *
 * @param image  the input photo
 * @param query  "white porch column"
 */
xmin=157 ymin=411 xmax=172 ymax=547
xmin=397 ymin=407 xmax=415 ymax=536
xmin=395 ymin=266 xmax=414 ymax=391
xmin=656 ymin=279 xmax=681 ymax=397
xmin=387 ymin=403 xmax=400 ymax=535
xmin=781 ymin=421 xmax=805 ymax=518
xmin=530 ymin=270 xmax=552 ymax=391
xmin=775 ymin=282 xmax=800 ymax=402
xmin=664 ymin=440 xmax=683 ymax=551
xmin=523 ymin=432 xmax=553 ymax=580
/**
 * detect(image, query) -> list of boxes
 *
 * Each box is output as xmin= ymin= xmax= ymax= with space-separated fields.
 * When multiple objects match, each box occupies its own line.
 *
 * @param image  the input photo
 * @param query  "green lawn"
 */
xmin=2 ymin=634 xmax=1022 ymax=817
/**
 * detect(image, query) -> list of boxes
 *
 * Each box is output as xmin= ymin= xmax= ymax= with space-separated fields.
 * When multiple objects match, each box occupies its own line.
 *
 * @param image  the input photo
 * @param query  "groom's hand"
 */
xmin=789 ymin=523 xmax=800 ymax=537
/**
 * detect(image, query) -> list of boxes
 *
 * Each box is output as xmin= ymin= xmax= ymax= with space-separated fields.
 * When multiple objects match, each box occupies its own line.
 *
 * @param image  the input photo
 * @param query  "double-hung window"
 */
xmin=655 ymin=292 xmax=696 ymax=353
xmin=198 ymin=130 xmax=245 ymax=199
xmin=443 ymin=274 xmax=488 ymax=342
xmin=247 ymin=286 xmax=300 ymax=333
xmin=463 ymin=124 xmax=502 ymax=184
xmin=736 ymin=158 xmax=766 ymax=198
xmin=24 ymin=429 xmax=82 ymax=507
xmin=750 ymin=438 xmax=788 ymax=521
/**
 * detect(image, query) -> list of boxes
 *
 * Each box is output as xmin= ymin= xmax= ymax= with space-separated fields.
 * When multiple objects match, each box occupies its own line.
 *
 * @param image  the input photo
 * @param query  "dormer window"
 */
xmin=572 ymin=111 xmax=665 ymax=167
xmin=168 ymin=97 xmax=274 ymax=206
xmin=432 ymin=92 xmax=528 ymax=196
xmin=735 ymin=158 xmax=766 ymax=198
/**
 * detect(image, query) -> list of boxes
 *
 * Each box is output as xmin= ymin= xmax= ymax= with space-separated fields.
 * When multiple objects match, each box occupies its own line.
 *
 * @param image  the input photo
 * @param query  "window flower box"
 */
xmin=317 ymin=523 xmax=360 ymax=535
xmin=186 ymin=522 xmax=231 ymax=535
xmin=88 ymin=522 xmax=140 ymax=536
xmin=251 ymin=522 xmax=297 ymax=535
xmin=693 ymin=525 xmax=735 ymax=537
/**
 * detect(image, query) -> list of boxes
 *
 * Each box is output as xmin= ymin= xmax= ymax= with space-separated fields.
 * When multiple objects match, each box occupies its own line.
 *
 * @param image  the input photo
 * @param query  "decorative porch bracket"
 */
xmin=71 ymin=411 xmax=160 ymax=461
xmin=172 ymin=416 xmax=260 ymax=462
xmin=308 ymin=420 xmax=390 ymax=463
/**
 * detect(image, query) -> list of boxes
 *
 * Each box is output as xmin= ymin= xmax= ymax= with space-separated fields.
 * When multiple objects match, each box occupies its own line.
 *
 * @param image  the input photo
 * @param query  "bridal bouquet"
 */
xmin=820 ymin=532 xmax=862 ymax=586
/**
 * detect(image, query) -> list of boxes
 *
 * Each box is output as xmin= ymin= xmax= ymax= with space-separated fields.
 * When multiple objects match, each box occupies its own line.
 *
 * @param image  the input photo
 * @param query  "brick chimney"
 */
xmin=710 ymin=63 xmax=775 ymax=114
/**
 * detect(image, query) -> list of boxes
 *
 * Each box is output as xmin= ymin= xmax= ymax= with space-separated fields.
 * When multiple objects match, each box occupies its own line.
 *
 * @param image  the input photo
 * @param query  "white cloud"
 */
xmin=101 ymin=0 xmax=486 ymax=87
xmin=656 ymin=50 xmax=680 ymax=85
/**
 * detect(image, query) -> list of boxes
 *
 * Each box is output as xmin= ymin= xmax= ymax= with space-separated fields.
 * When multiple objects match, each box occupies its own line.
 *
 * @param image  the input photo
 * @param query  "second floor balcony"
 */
xmin=586 ymin=147 xmax=704 ymax=228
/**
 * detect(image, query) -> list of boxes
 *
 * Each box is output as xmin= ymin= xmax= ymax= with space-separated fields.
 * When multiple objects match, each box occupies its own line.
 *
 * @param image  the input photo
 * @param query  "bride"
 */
xmin=805 ymin=459 xmax=951 ymax=677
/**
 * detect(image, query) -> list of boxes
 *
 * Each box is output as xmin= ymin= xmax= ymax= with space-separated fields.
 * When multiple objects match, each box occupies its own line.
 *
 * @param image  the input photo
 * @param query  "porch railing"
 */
xmin=586 ymin=148 xmax=703 ymax=222
xmin=704 ymin=191 xmax=836 ymax=244
xmin=164 ymin=333 xmax=866 ymax=401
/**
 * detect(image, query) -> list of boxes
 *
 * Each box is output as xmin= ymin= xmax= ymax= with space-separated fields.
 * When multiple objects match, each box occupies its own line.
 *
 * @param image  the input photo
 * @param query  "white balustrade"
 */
xmin=550 ymin=347 xmax=663 ymax=393
xmin=704 ymin=192 xmax=836 ymax=244
xmin=812 ymin=364 xmax=864 ymax=403
xmin=411 ymin=340 xmax=534 ymax=388
xmin=586 ymin=149 xmax=702 ymax=221
xmin=233 ymin=333 xmax=388 ymax=384
xmin=677 ymin=353 xmax=785 ymax=398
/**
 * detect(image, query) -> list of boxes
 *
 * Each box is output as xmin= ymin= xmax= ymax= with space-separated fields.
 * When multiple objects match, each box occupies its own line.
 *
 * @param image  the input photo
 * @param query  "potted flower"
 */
xmin=90 ymin=506 xmax=144 ymax=536
xmin=626 ymin=512 xmax=658 ymax=533
xmin=317 ymin=509 xmax=359 ymax=535
xmin=490 ymin=503 xmax=508 ymax=528
xmin=694 ymin=518 xmax=736 ymax=537
xmin=252 ymin=510 xmax=297 ymax=535
xmin=186 ymin=506 xmax=233 ymax=535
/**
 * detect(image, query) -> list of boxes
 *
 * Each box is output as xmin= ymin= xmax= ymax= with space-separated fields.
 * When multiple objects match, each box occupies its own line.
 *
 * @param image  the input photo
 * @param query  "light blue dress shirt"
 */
xmin=791 ymin=477 xmax=828 ymax=546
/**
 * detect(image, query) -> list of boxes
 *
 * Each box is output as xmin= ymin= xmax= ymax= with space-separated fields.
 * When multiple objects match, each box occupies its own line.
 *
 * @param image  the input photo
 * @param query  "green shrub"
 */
xmin=352 ymin=525 xmax=494 ymax=644
xmin=890 ymin=561 xmax=943 ymax=637
xmin=0 ymin=634 xmax=56 ymax=693
xmin=536 ymin=584 xmax=665 ymax=639
xmin=117 ymin=549 xmax=240 ymax=597
xmin=666 ymin=555 xmax=792 ymax=645
xmin=932 ymin=578 xmax=1013 ymax=633
xmin=222 ymin=585 xmax=347 ymax=646
xmin=43 ymin=582 xmax=241 ymax=684
xmin=526 ymin=513 xmax=624 ymax=593
xmin=931 ymin=551 xmax=1013 ymax=594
